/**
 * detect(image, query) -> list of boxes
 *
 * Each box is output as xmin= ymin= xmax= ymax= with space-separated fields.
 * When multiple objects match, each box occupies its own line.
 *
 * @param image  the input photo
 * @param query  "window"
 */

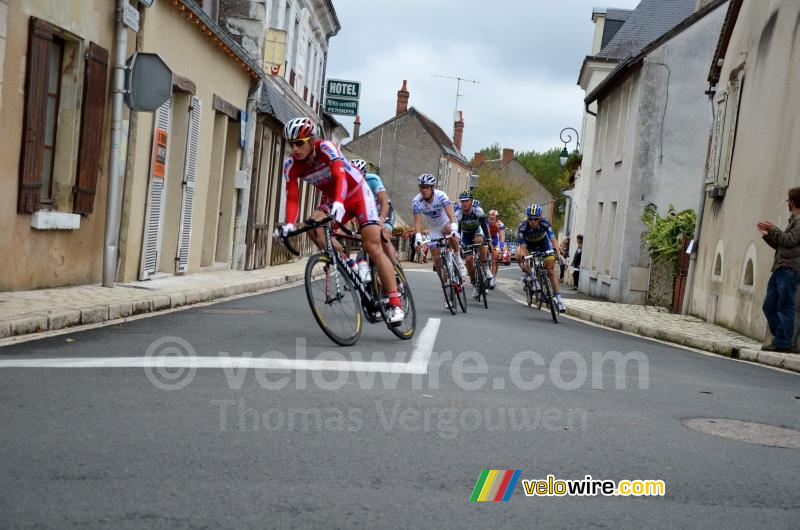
xmin=616 ymin=79 xmax=632 ymax=163
xmin=18 ymin=18 xmax=108 ymax=216
xmin=40 ymin=37 xmax=64 ymax=203
xmin=591 ymin=202 xmax=604 ymax=270
xmin=604 ymin=201 xmax=617 ymax=275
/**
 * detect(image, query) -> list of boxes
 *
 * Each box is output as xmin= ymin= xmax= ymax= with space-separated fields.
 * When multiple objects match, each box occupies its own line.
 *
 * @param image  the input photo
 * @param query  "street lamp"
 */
xmin=559 ymin=127 xmax=580 ymax=167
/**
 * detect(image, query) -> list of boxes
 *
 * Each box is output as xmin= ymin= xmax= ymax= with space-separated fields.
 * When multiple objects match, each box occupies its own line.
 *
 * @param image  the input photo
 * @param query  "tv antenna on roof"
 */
xmin=432 ymin=74 xmax=479 ymax=119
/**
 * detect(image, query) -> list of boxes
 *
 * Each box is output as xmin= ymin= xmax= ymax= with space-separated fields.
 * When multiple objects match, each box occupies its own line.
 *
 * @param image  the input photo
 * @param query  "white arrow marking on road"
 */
xmin=0 ymin=318 xmax=442 ymax=374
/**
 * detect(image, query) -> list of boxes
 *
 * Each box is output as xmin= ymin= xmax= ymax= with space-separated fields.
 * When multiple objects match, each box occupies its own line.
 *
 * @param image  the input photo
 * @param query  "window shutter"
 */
xmin=139 ymin=99 xmax=172 ymax=280
xmin=176 ymin=97 xmax=202 ymax=273
xmin=73 ymin=42 xmax=109 ymax=215
xmin=705 ymin=90 xmax=728 ymax=191
xmin=18 ymin=17 xmax=54 ymax=214
xmin=718 ymin=71 xmax=744 ymax=189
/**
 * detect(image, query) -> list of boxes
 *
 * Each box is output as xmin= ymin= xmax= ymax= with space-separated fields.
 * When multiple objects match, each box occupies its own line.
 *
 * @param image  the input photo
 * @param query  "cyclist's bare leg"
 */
xmin=465 ymin=250 xmax=475 ymax=282
xmin=545 ymin=258 xmax=561 ymax=293
xmin=381 ymin=227 xmax=398 ymax=263
xmin=431 ymin=246 xmax=444 ymax=283
xmin=476 ymin=235 xmax=488 ymax=267
xmin=362 ymin=224 xmax=398 ymax=295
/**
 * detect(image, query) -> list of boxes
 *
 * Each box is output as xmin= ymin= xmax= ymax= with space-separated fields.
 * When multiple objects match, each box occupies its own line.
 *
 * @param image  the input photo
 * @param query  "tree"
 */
xmin=515 ymin=148 xmax=570 ymax=197
xmin=473 ymin=167 xmax=526 ymax=226
xmin=475 ymin=143 xmax=500 ymax=162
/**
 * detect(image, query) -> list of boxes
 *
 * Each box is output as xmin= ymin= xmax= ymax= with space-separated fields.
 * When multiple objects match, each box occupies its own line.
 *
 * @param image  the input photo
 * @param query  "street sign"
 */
xmin=324 ymin=97 xmax=359 ymax=116
xmin=124 ymin=53 xmax=173 ymax=111
xmin=122 ymin=2 xmax=140 ymax=32
xmin=326 ymin=79 xmax=360 ymax=100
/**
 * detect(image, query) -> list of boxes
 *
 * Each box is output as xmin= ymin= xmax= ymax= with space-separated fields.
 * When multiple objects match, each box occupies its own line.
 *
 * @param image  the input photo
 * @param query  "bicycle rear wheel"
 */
xmin=439 ymin=255 xmax=457 ymax=315
xmin=305 ymin=252 xmax=363 ymax=345
xmin=540 ymin=270 xmax=558 ymax=324
xmin=374 ymin=263 xmax=417 ymax=340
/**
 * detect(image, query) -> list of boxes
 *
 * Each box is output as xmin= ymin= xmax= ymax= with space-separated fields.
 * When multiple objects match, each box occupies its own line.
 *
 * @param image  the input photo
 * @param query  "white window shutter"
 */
xmin=139 ymin=99 xmax=172 ymax=280
xmin=176 ymin=97 xmax=202 ymax=273
xmin=719 ymin=71 xmax=744 ymax=189
xmin=705 ymin=90 xmax=728 ymax=191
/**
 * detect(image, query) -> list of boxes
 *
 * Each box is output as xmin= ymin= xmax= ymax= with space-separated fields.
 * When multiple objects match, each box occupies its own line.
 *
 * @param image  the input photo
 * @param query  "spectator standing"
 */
xmin=758 ymin=187 xmax=800 ymax=353
xmin=571 ymin=235 xmax=583 ymax=290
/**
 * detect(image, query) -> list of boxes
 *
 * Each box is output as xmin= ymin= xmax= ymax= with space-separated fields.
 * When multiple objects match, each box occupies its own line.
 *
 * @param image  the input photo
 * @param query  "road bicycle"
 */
xmin=462 ymin=242 xmax=491 ymax=309
xmin=428 ymin=234 xmax=467 ymax=315
xmin=280 ymin=216 xmax=416 ymax=346
xmin=522 ymin=250 xmax=558 ymax=324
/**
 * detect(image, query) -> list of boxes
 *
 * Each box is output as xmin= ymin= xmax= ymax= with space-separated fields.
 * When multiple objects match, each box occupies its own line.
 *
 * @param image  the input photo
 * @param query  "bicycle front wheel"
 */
xmin=452 ymin=259 xmax=467 ymax=313
xmin=439 ymin=255 xmax=457 ymax=315
xmin=305 ymin=253 xmax=363 ymax=346
xmin=476 ymin=261 xmax=488 ymax=309
xmin=540 ymin=270 xmax=558 ymax=324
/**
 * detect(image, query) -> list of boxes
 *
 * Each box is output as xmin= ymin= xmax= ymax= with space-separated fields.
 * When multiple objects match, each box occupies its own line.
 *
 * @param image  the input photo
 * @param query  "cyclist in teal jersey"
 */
xmin=351 ymin=159 xmax=397 ymax=262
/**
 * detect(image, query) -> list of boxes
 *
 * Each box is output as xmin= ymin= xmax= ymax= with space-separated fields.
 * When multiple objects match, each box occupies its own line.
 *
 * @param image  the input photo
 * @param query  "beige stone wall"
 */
xmin=0 ymin=0 xmax=117 ymax=291
xmin=689 ymin=0 xmax=800 ymax=341
xmin=117 ymin=3 xmax=253 ymax=282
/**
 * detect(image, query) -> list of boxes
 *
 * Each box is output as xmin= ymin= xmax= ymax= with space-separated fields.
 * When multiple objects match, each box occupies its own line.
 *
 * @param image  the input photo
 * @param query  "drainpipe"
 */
xmin=102 ymin=0 xmax=128 ymax=287
xmin=232 ymin=80 xmax=262 ymax=269
xmin=681 ymin=86 xmax=716 ymax=315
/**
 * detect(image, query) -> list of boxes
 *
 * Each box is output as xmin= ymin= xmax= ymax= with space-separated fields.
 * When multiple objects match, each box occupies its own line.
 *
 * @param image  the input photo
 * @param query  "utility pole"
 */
xmin=431 ymin=74 xmax=479 ymax=119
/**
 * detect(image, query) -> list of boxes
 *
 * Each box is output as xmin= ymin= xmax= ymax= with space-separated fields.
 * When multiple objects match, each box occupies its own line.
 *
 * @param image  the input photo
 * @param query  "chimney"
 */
xmin=502 ymin=148 xmax=514 ymax=166
xmin=453 ymin=111 xmax=464 ymax=152
xmin=396 ymin=80 xmax=409 ymax=116
xmin=353 ymin=115 xmax=361 ymax=139
xmin=473 ymin=152 xmax=486 ymax=166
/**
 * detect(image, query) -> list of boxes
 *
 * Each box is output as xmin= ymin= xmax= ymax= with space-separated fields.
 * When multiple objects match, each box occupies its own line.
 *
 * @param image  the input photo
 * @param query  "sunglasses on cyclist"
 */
xmin=527 ymin=216 xmax=541 ymax=221
xmin=288 ymin=137 xmax=312 ymax=148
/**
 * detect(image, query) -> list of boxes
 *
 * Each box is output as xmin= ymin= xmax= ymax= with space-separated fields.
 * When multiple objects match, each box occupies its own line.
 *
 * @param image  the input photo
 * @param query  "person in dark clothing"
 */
xmin=758 ymin=187 xmax=800 ymax=353
xmin=571 ymin=235 xmax=583 ymax=290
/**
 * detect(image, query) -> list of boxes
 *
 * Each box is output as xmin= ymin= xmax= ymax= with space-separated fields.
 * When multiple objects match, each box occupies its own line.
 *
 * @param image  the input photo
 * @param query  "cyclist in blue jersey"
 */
xmin=351 ymin=159 xmax=397 ymax=262
xmin=516 ymin=204 xmax=566 ymax=313
xmin=456 ymin=190 xmax=493 ymax=298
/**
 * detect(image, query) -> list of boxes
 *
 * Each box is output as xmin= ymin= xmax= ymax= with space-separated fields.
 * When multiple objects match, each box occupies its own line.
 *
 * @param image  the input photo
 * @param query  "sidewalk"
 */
xmin=565 ymin=299 xmax=800 ymax=373
xmin=0 ymin=260 xmax=307 ymax=341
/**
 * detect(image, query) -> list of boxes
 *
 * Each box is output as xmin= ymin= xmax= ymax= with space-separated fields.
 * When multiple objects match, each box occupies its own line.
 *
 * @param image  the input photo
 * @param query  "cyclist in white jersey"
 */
xmin=412 ymin=174 xmax=469 ymax=308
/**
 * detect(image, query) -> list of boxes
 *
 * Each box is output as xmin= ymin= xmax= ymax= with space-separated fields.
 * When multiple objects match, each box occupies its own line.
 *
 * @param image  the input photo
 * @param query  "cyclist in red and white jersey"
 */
xmin=275 ymin=117 xmax=404 ymax=324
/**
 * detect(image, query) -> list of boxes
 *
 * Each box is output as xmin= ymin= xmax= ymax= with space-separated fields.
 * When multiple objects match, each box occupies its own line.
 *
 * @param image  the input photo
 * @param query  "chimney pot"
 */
xmin=396 ymin=80 xmax=410 ymax=116
xmin=353 ymin=115 xmax=361 ymax=139
xmin=453 ymin=111 xmax=465 ymax=152
xmin=502 ymin=148 xmax=514 ymax=165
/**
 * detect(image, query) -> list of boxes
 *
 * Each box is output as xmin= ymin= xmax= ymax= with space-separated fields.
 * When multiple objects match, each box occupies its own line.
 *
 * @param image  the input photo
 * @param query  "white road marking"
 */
xmin=0 ymin=318 xmax=442 ymax=375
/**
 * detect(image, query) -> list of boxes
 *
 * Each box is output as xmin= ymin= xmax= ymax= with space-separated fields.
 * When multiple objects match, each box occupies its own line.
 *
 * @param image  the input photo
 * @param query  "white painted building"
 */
xmin=579 ymin=0 xmax=728 ymax=303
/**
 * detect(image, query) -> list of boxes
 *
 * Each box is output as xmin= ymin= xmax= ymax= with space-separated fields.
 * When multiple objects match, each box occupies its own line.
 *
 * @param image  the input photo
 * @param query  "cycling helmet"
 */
xmin=458 ymin=190 xmax=473 ymax=200
xmin=473 ymin=199 xmax=482 ymax=208
xmin=283 ymin=117 xmax=317 ymax=141
xmin=350 ymin=159 xmax=368 ymax=174
xmin=488 ymin=209 xmax=499 ymax=218
xmin=526 ymin=203 xmax=543 ymax=219
xmin=417 ymin=174 xmax=437 ymax=186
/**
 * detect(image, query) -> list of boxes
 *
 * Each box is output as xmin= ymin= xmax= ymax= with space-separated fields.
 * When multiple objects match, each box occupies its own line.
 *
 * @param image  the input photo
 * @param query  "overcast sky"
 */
xmin=326 ymin=0 xmax=641 ymax=157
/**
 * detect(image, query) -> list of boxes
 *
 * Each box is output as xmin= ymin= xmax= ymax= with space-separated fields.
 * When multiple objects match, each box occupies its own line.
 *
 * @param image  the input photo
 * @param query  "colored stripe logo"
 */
xmin=470 ymin=470 xmax=522 ymax=501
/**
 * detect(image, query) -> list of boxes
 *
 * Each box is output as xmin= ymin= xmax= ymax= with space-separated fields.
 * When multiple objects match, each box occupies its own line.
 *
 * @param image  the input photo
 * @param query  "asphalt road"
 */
xmin=1 ymin=265 xmax=798 ymax=528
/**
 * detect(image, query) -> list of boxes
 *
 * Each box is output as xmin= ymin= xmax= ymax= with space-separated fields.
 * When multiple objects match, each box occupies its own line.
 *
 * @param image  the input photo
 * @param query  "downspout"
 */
xmin=102 ymin=0 xmax=128 ymax=287
xmin=681 ymin=85 xmax=716 ymax=315
xmin=233 ymin=80 xmax=262 ymax=269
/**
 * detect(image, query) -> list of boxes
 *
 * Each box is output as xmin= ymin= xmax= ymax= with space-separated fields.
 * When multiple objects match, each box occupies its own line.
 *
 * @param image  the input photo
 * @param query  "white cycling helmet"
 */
xmin=350 ymin=159 xmax=368 ymax=174
xmin=283 ymin=117 xmax=317 ymax=141
xmin=417 ymin=174 xmax=437 ymax=186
